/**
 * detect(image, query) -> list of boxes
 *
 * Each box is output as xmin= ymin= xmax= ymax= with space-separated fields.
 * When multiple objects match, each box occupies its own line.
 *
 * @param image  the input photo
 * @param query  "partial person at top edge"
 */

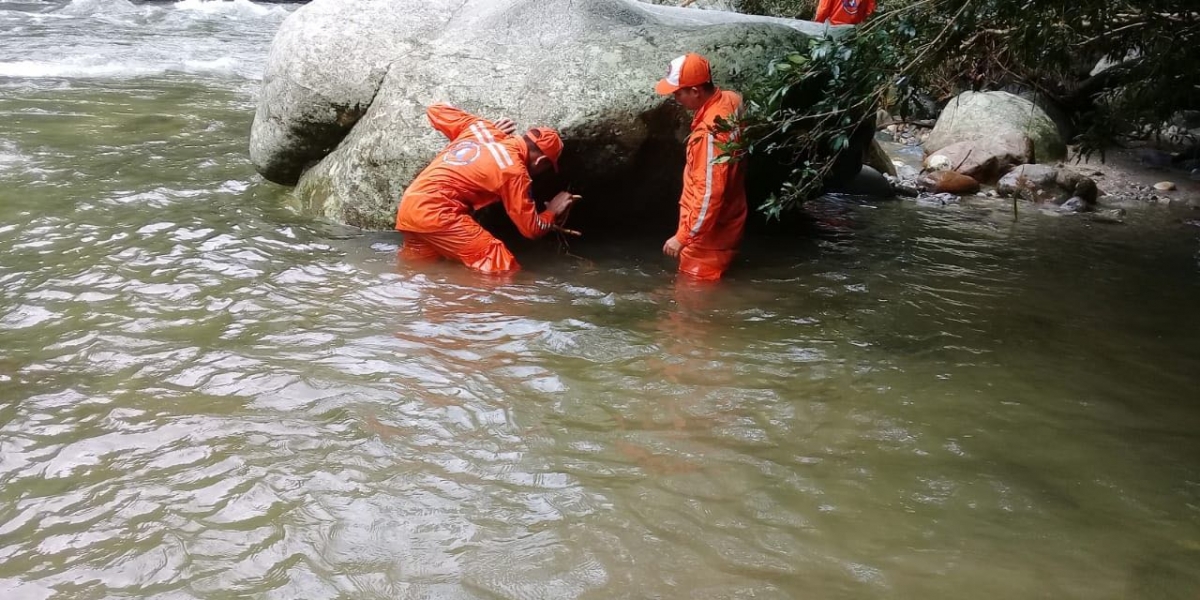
xmin=815 ymin=0 xmax=876 ymax=26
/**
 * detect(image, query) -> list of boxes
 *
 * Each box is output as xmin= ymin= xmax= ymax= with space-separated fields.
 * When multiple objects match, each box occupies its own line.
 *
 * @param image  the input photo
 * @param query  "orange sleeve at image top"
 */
xmin=814 ymin=0 xmax=876 ymax=25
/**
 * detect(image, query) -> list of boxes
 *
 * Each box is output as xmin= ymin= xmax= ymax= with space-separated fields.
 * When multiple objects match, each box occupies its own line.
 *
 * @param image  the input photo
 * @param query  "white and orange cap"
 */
xmin=526 ymin=127 xmax=563 ymax=171
xmin=655 ymin=53 xmax=712 ymax=95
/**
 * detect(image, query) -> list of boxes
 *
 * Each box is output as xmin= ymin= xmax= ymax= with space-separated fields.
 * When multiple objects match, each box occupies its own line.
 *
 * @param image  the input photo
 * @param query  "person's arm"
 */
xmin=425 ymin=103 xmax=518 ymax=142
xmin=496 ymin=172 xmax=558 ymax=240
xmin=425 ymin=103 xmax=481 ymax=140
xmin=674 ymin=128 xmax=732 ymax=247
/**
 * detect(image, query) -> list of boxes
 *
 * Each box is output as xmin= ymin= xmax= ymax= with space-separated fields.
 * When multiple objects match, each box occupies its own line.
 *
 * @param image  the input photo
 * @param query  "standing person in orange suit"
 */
xmin=655 ymin=53 xmax=747 ymax=282
xmin=814 ymin=0 xmax=876 ymax=25
xmin=395 ymin=103 xmax=577 ymax=274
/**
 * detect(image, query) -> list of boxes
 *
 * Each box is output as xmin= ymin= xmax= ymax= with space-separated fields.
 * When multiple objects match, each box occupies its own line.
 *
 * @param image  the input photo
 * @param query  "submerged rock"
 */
xmin=926 ymin=91 xmax=1066 ymax=163
xmin=1058 ymin=197 xmax=1088 ymax=213
xmin=885 ymin=174 xmax=919 ymax=197
xmin=1154 ymin=181 xmax=1177 ymax=192
xmin=915 ymin=192 xmax=959 ymax=206
xmin=1091 ymin=208 xmax=1127 ymax=224
xmin=250 ymin=0 xmax=829 ymax=230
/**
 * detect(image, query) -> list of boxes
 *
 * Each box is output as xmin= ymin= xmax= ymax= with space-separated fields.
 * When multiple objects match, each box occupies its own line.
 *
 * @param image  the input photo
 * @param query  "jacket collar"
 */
xmin=691 ymin=87 xmax=723 ymax=130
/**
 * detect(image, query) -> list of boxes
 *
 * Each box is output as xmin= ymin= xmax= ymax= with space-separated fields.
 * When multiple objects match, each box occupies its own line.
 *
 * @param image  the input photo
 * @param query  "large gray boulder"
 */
xmin=926 ymin=91 xmax=1066 ymax=165
xmin=250 ymin=0 xmax=828 ymax=230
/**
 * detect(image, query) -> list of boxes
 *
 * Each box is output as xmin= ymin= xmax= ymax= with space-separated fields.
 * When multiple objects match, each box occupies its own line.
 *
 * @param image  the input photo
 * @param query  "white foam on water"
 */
xmin=52 ymin=0 xmax=289 ymax=22
xmin=172 ymin=0 xmax=287 ymax=19
xmin=0 ymin=55 xmax=245 ymax=79
xmin=0 ymin=0 xmax=291 ymax=81
xmin=0 ymin=59 xmax=158 ymax=78
xmin=55 ymin=0 xmax=139 ymax=17
xmin=0 ymin=141 xmax=31 ymax=174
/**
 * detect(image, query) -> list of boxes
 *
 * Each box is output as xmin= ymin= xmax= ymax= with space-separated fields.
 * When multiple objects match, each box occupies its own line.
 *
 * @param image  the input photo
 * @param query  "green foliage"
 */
xmin=725 ymin=27 xmax=910 ymax=218
xmin=738 ymin=0 xmax=1200 ymax=218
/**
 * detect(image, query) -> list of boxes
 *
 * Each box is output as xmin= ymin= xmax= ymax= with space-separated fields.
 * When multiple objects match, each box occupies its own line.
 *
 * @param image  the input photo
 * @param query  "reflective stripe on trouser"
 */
xmin=398 ymin=213 xmax=519 ymax=274
xmin=678 ymin=245 xmax=736 ymax=281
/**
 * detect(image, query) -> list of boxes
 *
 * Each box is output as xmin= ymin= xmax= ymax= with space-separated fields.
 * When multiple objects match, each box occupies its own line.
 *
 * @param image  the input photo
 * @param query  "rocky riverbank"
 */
xmin=872 ymin=90 xmax=1200 ymax=226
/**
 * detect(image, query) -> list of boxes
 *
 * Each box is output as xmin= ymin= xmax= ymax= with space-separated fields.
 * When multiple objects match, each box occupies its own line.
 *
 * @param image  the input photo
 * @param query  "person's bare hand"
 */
xmin=547 ymin=191 xmax=579 ymax=221
xmin=663 ymin=236 xmax=683 ymax=258
xmin=494 ymin=117 xmax=517 ymax=137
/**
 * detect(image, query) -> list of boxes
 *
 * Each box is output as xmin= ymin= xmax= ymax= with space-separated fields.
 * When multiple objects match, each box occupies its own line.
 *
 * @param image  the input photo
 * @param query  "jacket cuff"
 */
xmin=674 ymin=227 xmax=692 ymax=247
xmin=536 ymin=210 xmax=557 ymax=236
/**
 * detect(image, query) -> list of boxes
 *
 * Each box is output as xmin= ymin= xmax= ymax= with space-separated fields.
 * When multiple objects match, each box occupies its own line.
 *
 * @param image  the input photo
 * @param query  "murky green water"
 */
xmin=3 ymin=1 xmax=1200 ymax=598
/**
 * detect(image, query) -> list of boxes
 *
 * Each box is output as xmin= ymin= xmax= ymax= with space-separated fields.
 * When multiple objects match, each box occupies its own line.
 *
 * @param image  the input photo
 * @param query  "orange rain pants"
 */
xmin=673 ymin=88 xmax=748 ymax=281
xmin=814 ymin=0 xmax=876 ymax=25
xmin=398 ymin=205 xmax=519 ymax=273
xmin=396 ymin=104 xmax=556 ymax=274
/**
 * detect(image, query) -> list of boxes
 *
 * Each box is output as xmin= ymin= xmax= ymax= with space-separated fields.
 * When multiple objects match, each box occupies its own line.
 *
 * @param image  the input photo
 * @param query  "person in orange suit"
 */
xmin=395 ymin=103 xmax=577 ymax=274
xmin=814 ymin=0 xmax=876 ymax=25
xmin=655 ymin=53 xmax=748 ymax=281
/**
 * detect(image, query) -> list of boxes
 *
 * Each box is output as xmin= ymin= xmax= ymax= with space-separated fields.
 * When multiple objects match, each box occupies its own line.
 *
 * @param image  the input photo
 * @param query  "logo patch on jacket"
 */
xmin=443 ymin=140 xmax=481 ymax=166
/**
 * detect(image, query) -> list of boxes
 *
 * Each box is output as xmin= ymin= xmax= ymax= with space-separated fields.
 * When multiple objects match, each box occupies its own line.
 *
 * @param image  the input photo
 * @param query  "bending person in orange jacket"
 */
xmin=814 ymin=0 xmax=876 ymax=25
xmin=656 ymin=53 xmax=748 ymax=281
xmin=396 ymin=103 xmax=576 ymax=274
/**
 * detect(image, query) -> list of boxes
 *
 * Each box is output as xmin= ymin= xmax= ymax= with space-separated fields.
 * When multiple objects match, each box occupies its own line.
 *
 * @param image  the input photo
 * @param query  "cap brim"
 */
xmin=655 ymin=79 xmax=681 ymax=95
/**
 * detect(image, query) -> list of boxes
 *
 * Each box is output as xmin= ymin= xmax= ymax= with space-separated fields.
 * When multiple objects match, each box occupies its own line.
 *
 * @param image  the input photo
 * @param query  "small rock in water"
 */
xmin=916 ymin=192 xmax=960 ymax=206
xmin=1059 ymin=197 xmax=1087 ymax=213
xmin=884 ymin=174 xmax=919 ymax=197
xmin=896 ymin=163 xmax=921 ymax=181
xmin=1191 ymin=168 xmax=1200 ymax=181
xmin=1154 ymin=181 xmax=1177 ymax=192
xmin=1091 ymin=208 xmax=1127 ymax=224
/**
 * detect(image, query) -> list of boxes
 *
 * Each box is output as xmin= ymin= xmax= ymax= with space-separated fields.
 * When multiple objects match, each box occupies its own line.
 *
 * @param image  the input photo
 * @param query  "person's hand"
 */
xmin=494 ymin=117 xmax=517 ymax=137
xmin=663 ymin=236 xmax=683 ymax=259
xmin=547 ymin=191 xmax=579 ymax=222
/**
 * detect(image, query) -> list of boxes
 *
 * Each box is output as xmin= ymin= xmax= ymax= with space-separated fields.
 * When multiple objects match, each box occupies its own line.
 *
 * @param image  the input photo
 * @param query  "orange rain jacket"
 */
xmin=814 ymin=0 xmax=876 ymax=25
xmin=675 ymin=88 xmax=747 ymax=281
xmin=395 ymin=104 xmax=557 ymax=273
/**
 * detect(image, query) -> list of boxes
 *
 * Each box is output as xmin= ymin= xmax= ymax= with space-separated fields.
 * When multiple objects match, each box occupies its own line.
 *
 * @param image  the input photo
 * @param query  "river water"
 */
xmin=2 ymin=1 xmax=1200 ymax=598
